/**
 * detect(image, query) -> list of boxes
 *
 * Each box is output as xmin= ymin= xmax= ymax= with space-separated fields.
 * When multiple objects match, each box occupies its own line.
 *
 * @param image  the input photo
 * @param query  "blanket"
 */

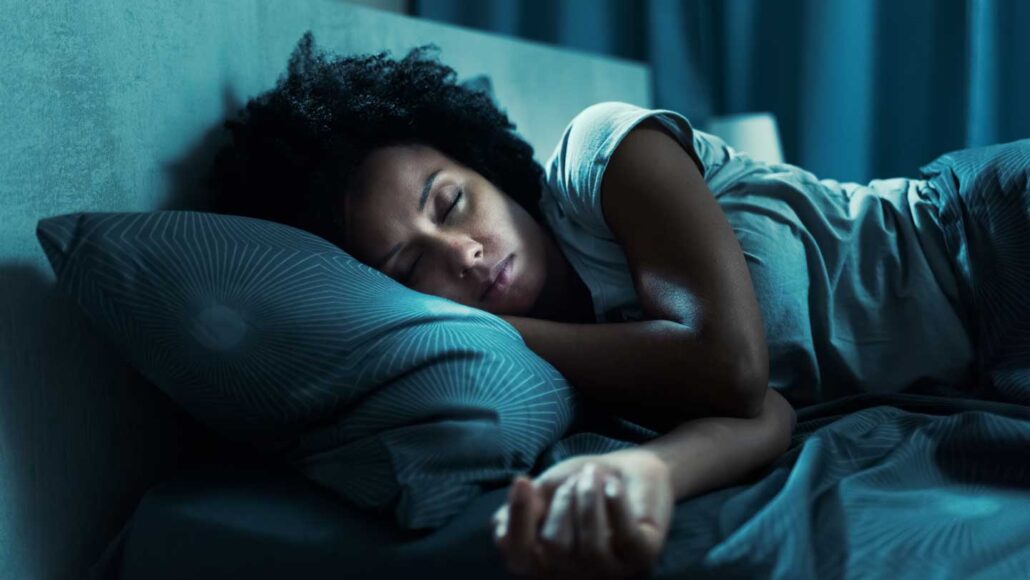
xmin=103 ymin=140 xmax=1030 ymax=579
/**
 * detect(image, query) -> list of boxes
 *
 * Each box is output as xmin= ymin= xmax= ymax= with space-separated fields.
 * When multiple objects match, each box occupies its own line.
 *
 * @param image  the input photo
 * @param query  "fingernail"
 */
xmin=578 ymin=467 xmax=594 ymax=493
xmin=540 ymin=519 xmax=557 ymax=541
xmin=604 ymin=475 xmax=619 ymax=498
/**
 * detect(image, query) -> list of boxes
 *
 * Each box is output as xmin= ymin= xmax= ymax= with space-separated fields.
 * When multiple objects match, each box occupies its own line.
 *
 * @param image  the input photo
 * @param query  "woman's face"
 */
xmin=340 ymin=143 xmax=554 ymax=316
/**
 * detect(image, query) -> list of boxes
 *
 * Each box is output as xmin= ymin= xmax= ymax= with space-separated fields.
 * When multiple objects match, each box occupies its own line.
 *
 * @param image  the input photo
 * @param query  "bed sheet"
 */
xmin=100 ymin=141 xmax=1030 ymax=578
xmin=99 ymin=392 xmax=1030 ymax=579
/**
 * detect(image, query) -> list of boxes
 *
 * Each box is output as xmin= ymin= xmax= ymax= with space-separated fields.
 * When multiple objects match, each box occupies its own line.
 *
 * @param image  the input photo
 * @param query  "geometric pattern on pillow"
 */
xmin=36 ymin=210 xmax=576 ymax=529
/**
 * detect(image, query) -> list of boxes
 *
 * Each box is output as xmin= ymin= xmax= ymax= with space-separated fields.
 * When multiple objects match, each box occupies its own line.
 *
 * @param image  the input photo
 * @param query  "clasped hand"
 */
xmin=490 ymin=451 xmax=674 ymax=579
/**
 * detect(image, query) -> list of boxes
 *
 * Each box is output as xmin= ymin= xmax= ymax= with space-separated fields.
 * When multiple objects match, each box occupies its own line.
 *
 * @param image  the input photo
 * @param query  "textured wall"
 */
xmin=0 ymin=1 xmax=649 ymax=578
xmin=340 ymin=0 xmax=409 ymax=14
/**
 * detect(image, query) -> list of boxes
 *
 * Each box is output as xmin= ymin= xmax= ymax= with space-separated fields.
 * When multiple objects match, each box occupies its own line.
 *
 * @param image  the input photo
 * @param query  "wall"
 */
xmin=340 ymin=0 xmax=409 ymax=14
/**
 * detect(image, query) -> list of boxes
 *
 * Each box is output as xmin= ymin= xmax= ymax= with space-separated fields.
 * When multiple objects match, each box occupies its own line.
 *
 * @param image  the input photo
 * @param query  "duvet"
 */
xmin=99 ymin=142 xmax=1030 ymax=579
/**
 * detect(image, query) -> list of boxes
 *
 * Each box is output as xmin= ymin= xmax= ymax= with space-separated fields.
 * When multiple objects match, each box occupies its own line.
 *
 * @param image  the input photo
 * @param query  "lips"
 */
xmin=481 ymin=254 xmax=513 ymax=301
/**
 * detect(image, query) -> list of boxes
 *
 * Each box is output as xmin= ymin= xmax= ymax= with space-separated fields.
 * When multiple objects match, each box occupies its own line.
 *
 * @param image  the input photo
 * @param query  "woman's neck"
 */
xmin=530 ymin=230 xmax=595 ymax=324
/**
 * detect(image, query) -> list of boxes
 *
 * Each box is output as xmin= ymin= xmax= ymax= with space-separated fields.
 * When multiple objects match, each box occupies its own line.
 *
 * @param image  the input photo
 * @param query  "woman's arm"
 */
xmin=491 ymin=387 xmax=796 ymax=577
xmin=502 ymin=314 xmax=764 ymax=419
xmin=501 ymin=116 xmax=770 ymax=420
xmin=612 ymin=386 xmax=796 ymax=501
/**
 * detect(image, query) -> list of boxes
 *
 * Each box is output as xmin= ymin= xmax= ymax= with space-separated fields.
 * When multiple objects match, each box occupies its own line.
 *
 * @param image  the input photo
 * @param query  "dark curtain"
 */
xmin=413 ymin=0 xmax=1030 ymax=183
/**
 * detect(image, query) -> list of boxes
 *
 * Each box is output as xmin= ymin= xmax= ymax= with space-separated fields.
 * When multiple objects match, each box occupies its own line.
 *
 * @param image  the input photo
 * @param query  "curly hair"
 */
xmin=207 ymin=31 xmax=547 ymax=253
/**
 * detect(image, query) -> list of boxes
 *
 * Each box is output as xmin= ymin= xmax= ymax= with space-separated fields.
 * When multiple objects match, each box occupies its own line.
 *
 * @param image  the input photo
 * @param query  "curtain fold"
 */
xmin=414 ymin=0 xmax=1030 ymax=183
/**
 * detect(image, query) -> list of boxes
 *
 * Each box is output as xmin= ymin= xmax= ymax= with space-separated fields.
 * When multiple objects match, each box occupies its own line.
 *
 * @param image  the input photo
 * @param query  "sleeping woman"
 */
xmin=208 ymin=33 xmax=1030 ymax=580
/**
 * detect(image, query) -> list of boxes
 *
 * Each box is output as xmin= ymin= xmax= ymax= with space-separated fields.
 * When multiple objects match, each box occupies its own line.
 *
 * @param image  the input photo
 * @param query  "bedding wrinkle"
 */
xmin=917 ymin=138 xmax=1030 ymax=404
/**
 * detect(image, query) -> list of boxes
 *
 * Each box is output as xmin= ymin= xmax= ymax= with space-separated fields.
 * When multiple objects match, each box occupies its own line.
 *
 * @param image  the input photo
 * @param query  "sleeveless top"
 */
xmin=538 ymin=101 xmax=976 ymax=406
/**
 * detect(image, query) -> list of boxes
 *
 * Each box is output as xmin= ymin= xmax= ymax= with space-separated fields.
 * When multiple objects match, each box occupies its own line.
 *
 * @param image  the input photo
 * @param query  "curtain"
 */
xmin=413 ymin=0 xmax=1030 ymax=184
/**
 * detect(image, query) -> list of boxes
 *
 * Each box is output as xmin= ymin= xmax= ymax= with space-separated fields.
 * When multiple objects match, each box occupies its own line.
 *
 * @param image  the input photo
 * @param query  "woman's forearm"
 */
xmin=608 ymin=388 xmax=795 ymax=501
xmin=501 ymin=315 xmax=762 ymax=419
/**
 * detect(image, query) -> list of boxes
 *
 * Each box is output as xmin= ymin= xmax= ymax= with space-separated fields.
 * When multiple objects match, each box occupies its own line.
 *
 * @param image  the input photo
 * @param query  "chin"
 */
xmin=513 ymin=283 xmax=545 ymax=318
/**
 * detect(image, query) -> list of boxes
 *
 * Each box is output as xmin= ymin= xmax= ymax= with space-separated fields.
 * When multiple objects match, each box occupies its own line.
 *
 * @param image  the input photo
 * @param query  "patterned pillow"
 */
xmin=36 ymin=210 xmax=576 ymax=530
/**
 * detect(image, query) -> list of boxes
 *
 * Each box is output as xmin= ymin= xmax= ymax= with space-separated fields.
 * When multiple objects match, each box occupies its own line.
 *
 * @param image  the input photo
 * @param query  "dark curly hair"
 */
xmin=207 ymin=31 xmax=547 ymax=253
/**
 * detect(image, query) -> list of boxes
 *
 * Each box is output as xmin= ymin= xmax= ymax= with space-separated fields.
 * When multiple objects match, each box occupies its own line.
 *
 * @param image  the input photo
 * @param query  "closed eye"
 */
xmin=443 ymin=188 xmax=462 ymax=222
xmin=404 ymin=189 xmax=463 ymax=283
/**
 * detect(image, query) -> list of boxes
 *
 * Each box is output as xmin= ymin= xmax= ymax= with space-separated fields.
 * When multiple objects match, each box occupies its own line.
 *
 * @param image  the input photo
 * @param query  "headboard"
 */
xmin=0 ymin=1 xmax=651 ymax=577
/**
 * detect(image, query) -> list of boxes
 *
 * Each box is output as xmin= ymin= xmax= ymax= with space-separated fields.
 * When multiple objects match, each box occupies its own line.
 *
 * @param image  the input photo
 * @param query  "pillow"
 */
xmin=36 ymin=210 xmax=577 ymax=530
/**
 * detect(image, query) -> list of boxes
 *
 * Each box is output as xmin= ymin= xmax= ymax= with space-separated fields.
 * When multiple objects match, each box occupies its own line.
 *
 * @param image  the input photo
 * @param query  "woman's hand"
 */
xmin=490 ymin=450 xmax=674 ymax=579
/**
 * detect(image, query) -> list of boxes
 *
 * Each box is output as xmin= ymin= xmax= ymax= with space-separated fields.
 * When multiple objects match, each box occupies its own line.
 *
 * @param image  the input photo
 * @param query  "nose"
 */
xmin=441 ymin=234 xmax=483 ymax=280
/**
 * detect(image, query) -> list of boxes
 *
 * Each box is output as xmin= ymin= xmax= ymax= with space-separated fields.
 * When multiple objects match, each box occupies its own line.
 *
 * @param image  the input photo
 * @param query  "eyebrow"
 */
xmin=373 ymin=168 xmax=443 ymax=270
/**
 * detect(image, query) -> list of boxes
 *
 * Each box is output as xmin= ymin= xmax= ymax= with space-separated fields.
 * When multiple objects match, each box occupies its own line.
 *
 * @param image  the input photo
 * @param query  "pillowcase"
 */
xmin=36 ymin=210 xmax=577 ymax=530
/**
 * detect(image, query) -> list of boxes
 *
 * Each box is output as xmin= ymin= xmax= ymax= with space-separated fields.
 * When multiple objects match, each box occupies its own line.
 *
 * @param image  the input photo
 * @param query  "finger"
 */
xmin=575 ymin=463 xmax=625 ymax=577
xmin=605 ymin=474 xmax=656 ymax=574
xmin=505 ymin=477 xmax=538 ymax=576
xmin=539 ymin=474 xmax=579 ymax=574
xmin=491 ymin=505 xmax=516 ymax=573
xmin=492 ymin=504 xmax=509 ymax=546
xmin=574 ymin=464 xmax=599 ymax=547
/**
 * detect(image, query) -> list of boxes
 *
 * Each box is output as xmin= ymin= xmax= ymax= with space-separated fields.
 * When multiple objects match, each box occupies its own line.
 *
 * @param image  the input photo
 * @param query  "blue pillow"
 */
xmin=36 ymin=210 xmax=577 ymax=530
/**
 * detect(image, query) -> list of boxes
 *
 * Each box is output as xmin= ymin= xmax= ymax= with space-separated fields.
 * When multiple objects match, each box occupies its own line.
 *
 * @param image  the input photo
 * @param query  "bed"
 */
xmin=2 ymin=2 xmax=1028 ymax=579
xmin=109 ymin=394 xmax=1030 ymax=579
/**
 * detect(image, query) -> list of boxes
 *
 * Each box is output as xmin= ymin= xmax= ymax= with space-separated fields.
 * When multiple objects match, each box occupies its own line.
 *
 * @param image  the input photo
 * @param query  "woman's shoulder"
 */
xmin=541 ymin=101 xmax=723 ymax=237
